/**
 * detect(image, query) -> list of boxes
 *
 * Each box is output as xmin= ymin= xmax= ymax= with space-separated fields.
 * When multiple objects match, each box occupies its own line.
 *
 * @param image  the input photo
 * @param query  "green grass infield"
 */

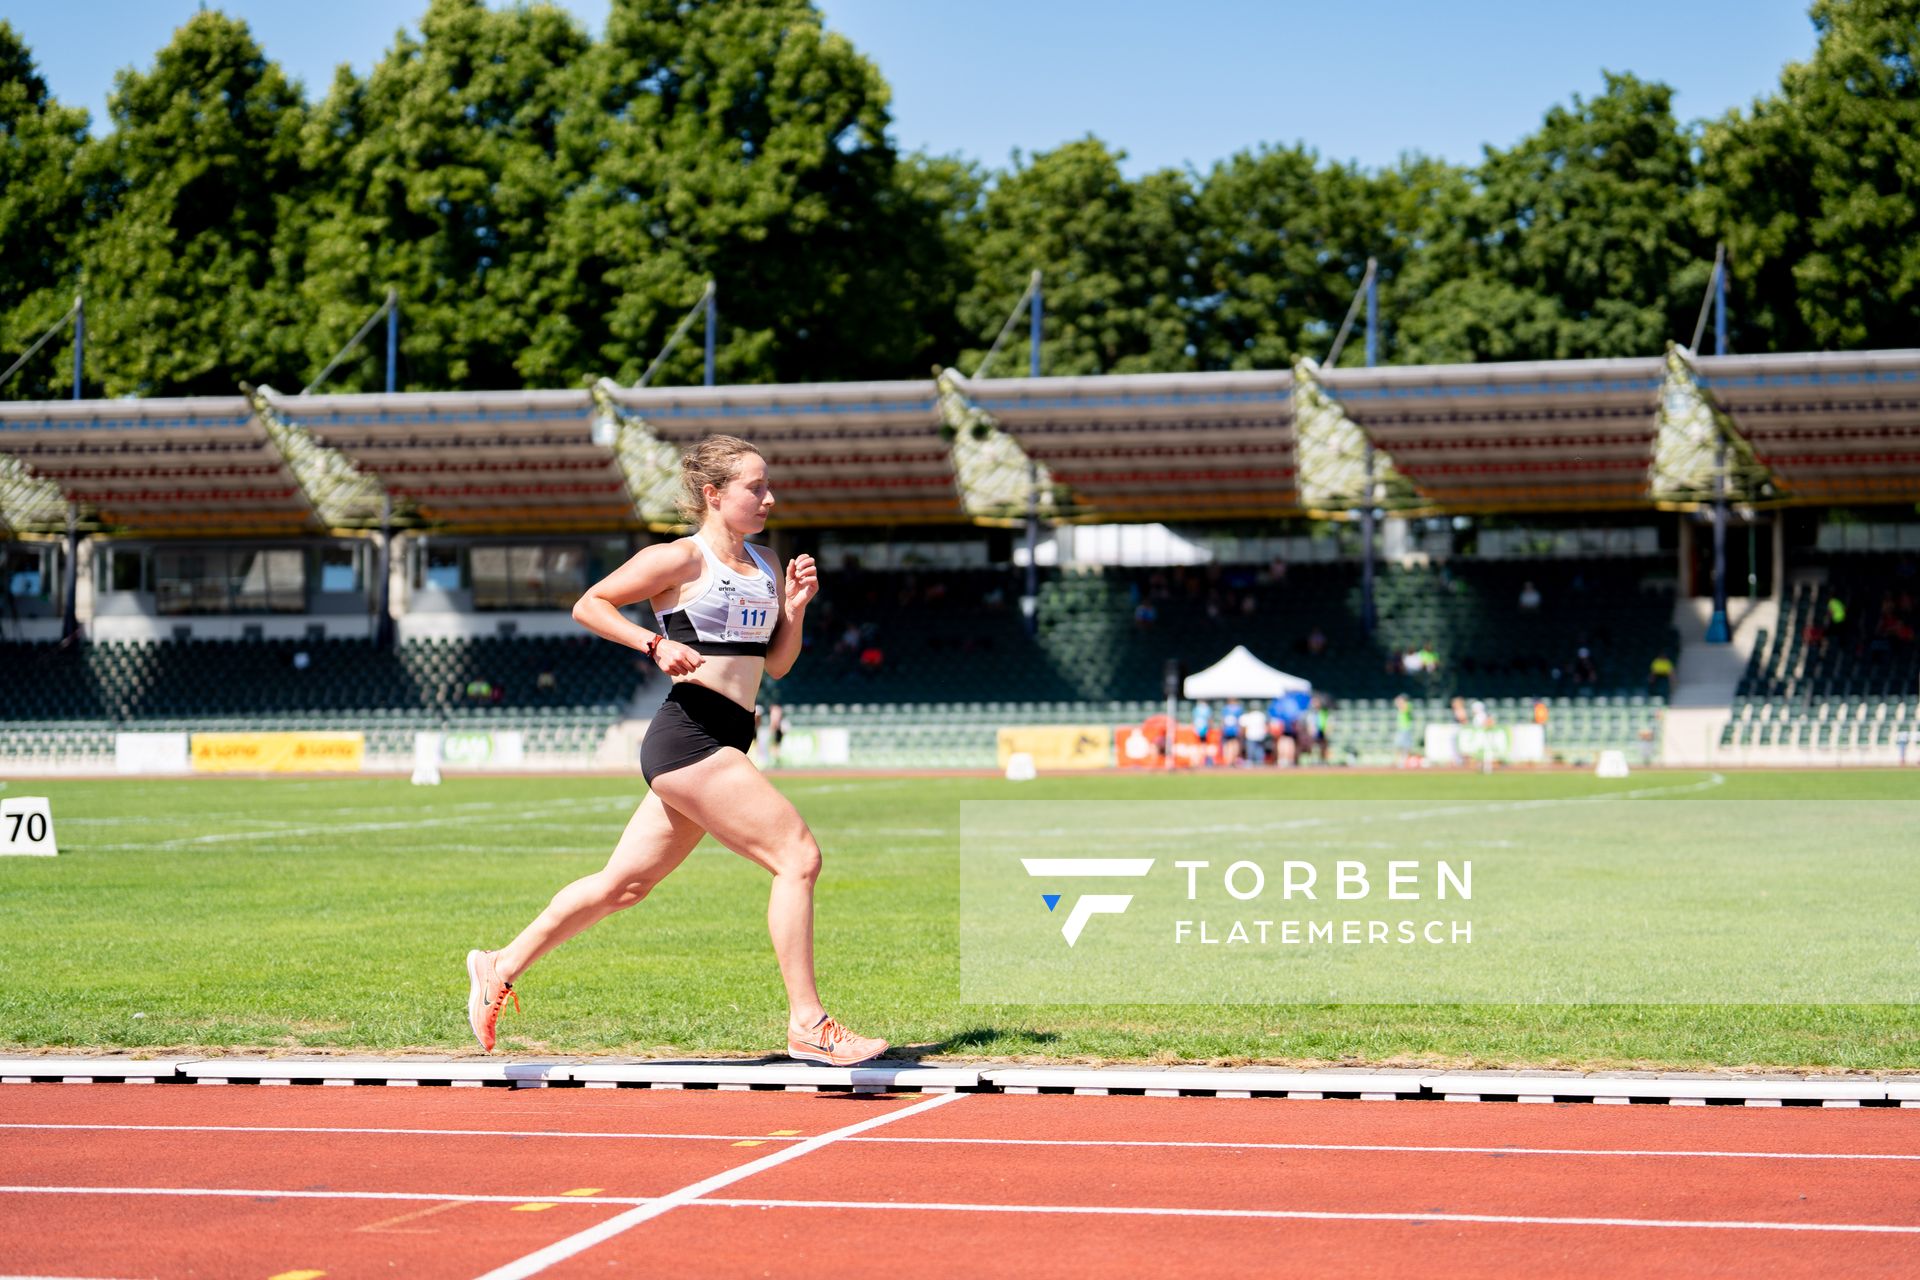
xmin=1 ymin=768 xmax=1915 ymax=1072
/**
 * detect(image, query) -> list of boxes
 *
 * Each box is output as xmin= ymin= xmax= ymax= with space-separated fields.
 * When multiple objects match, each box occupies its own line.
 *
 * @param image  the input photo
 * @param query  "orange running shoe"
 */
xmin=465 ymin=949 xmax=519 ymax=1053
xmin=787 ymin=1014 xmax=888 ymax=1067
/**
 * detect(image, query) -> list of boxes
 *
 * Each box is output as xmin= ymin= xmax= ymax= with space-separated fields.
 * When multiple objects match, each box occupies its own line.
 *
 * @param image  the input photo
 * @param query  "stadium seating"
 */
xmin=1 ymin=557 xmax=1681 ymax=770
xmin=775 ymin=558 xmax=1677 ymax=708
xmin=0 ymin=635 xmax=636 ymax=767
xmin=1721 ymin=553 xmax=1920 ymax=755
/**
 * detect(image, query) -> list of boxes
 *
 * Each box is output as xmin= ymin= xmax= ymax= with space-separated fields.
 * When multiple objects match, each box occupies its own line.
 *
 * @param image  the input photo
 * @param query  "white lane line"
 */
xmin=692 ymin=1197 xmax=1920 ymax=1235
xmin=8 ymin=1123 xmax=1918 ymax=1163
xmin=470 ymin=1090 xmax=969 ymax=1280
xmin=3 ymin=1183 xmax=1914 ymax=1236
xmin=0 ymin=1124 xmax=790 ymax=1143
xmin=0 ymin=1187 xmax=640 ymax=1206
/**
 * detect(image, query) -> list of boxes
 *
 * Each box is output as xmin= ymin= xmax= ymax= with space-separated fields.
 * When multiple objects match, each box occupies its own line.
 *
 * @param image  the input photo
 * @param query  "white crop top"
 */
xmin=656 ymin=537 xmax=778 ymax=657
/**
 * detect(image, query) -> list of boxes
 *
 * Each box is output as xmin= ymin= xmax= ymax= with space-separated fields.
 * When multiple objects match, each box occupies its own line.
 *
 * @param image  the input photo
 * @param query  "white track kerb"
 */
xmin=472 ymin=1090 xmax=968 ymax=1280
xmin=2 ymin=1058 xmax=1915 ymax=1105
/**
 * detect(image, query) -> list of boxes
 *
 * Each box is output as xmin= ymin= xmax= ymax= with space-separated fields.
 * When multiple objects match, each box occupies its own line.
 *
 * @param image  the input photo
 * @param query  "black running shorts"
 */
xmin=640 ymin=682 xmax=756 ymax=784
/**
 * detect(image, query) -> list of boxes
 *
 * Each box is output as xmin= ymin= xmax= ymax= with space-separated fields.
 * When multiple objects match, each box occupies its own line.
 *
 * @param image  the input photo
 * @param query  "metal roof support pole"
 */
xmin=1024 ymin=273 xmax=1043 ymax=634
xmin=61 ymin=504 xmax=79 ymax=642
xmin=72 ymin=296 xmax=83 ymax=401
xmin=1706 ymin=257 xmax=1732 ymax=644
xmin=704 ymin=283 xmax=717 ymax=387
xmin=1360 ymin=266 xmax=1379 ymax=636
xmin=385 ymin=289 xmax=398 ymax=394
xmin=375 ymin=495 xmax=394 ymax=649
xmin=0 ymin=296 xmax=82 ymax=394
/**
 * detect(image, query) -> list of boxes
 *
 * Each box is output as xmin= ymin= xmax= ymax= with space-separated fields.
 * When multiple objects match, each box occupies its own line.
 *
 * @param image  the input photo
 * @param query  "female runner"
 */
xmin=464 ymin=434 xmax=887 ymax=1066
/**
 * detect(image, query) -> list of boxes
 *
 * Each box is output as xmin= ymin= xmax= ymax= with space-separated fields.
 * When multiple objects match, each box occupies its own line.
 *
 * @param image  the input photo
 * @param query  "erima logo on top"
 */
xmin=1022 ymin=858 xmax=1155 ymax=946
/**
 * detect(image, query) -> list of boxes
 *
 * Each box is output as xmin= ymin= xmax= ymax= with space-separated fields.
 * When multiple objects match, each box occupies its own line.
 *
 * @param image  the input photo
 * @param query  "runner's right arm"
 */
xmin=571 ymin=541 xmax=705 ymax=676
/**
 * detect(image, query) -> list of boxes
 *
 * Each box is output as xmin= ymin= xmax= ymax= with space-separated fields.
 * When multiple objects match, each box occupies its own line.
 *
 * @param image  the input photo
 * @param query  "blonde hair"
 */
xmin=678 ymin=434 xmax=764 ymax=524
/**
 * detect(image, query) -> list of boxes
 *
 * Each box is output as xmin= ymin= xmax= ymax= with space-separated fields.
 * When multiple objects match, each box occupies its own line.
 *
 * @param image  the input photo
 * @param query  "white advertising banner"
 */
xmin=1424 ymin=723 xmax=1547 ymax=765
xmin=436 ymin=730 xmax=526 ymax=769
xmin=777 ymin=728 xmax=851 ymax=767
xmin=114 ymin=732 xmax=191 ymax=775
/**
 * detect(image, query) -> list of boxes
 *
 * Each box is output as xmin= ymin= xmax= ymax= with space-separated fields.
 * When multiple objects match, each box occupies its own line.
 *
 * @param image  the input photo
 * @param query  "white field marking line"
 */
xmin=778 ymin=780 xmax=909 ymax=795
xmin=9 ymin=1124 xmax=1918 ymax=1164
xmin=95 ymin=803 xmax=637 ymax=850
xmin=994 ymin=772 xmax=1733 ymax=842
xmin=692 ymin=1198 xmax=1920 ymax=1235
xmin=470 ymin=1090 xmax=969 ymax=1280
xmin=61 ymin=797 xmax=614 ymax=827
xmin=0 ymin=1187 xmax=641 ymax=1206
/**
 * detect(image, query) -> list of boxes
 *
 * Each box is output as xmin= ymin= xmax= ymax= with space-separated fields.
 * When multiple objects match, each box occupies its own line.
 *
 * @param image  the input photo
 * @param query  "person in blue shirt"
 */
xmin=1220 ymin=698 xmax=1244 ymax=766
xmin=1192 ymin=701 xmax=1212 ymax=765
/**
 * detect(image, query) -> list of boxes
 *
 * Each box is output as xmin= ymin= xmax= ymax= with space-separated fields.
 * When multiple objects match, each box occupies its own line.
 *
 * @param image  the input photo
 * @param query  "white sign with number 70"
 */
xmin=1 ymin=797 xmax=57 ymax=856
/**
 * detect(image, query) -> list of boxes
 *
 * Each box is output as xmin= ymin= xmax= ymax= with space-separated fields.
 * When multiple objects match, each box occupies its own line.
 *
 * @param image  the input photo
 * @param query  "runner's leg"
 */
xmin=493 ymin=789 xmax=706 ymax=982
xmin=648 ymin=748 xmax=826 ymax=1027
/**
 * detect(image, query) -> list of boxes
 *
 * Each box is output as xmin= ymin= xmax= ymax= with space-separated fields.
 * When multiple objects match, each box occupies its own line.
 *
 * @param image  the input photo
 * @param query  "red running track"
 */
xmin=2 ymin=1084 xmax=1918 ymax=1278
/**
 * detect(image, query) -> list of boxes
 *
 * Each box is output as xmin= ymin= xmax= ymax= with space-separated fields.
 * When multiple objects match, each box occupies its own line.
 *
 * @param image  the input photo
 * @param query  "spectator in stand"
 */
xmin=1220 ymin=698 xmax=1243 ymax=766
xmin=1306 ymin=625 xmax=1328 ymax=657
xmin=1392 ymin=694 xmax=1415 ymax=767
xmin=291 ymin=648 xmax=311 ymax=672
xmin=1518 ymin=580 xmax=1542 ymax=611
xmin=1648 ymin=653 xmax=1675 ymax=698
xmin=858 ymin=644 xmax=884 ymax=676
xmin=1572 ymin=646 xmax=1598 ymax=687
xmin=1532 ymin=698 xmax=1550 ymax=727
xmin=1310 ymin=696 xmax=1331 ymax=763
xmin=759 ymin=701 xmax=784 ymax=768
xmin=1826 ymin=595 xmax=1849 ymax=647
xmin=1241 ymin=702 xmax=1270 ymax=766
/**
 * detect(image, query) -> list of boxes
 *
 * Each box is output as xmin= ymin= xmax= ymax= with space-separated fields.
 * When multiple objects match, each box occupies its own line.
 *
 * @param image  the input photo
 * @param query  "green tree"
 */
xmin=554 ymin=0 xmax=946 ymax=386
xmin=957 ymin=137 xmax=1195 ymax=378
xmin=1191 ymin=146 xmax=1461 ymax=370
xmin=1699 ymin=0 xmax=1920 ymax=351
xmin=295 ymin=0 xmax=592 ymax=391
xmin=73 ymin=11 xmax=310 ymax=397
xmin=1396 ymin=73 xmax=1710 ymax=363
xmin=0 ymin=22 xmax=92 ymax=400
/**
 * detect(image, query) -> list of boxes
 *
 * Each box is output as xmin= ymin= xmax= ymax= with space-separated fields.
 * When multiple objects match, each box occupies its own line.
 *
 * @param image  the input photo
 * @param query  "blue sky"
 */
xmin=12 ymin=1 xmax=1820 ymax=175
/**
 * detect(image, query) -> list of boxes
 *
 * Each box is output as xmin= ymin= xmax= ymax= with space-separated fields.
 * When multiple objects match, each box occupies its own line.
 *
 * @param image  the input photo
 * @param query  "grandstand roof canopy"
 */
xmin=606 ymin=380 xmax=948 ymax=526
xmin=1 ymin=348 xmax=1916 ymax=536
xmin=263 ymin=387 xmax=627 ymax=533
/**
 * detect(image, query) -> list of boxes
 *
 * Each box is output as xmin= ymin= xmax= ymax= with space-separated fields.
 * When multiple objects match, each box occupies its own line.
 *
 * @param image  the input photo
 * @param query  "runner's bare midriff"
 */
xmin=672 ymin=655 xmax=763 ymax=711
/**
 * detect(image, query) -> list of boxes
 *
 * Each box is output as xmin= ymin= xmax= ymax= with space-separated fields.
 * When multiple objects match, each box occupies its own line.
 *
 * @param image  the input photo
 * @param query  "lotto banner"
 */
xmin=190 ymin=731 xmax=366 ymax=774
xmin=996 ymin=725 xmax=1113 ymax=771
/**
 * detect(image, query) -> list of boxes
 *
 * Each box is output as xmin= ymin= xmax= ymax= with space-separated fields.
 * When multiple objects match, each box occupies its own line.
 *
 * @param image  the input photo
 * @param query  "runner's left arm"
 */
xmin=764 ymin=551 xmax=817 ymax=679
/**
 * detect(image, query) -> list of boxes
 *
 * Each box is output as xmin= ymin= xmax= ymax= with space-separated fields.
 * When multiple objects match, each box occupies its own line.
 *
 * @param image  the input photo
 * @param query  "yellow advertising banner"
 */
xmin=190 ymin=731 xmax=366 ymax=774
xmin=996 ymin=725 xmax=1113 ymax=771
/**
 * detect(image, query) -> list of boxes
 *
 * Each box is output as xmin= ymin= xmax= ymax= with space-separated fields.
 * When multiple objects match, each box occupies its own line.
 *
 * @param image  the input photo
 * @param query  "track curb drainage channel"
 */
xmin=3 ymin=1058 xmax=1917 ymax=1107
